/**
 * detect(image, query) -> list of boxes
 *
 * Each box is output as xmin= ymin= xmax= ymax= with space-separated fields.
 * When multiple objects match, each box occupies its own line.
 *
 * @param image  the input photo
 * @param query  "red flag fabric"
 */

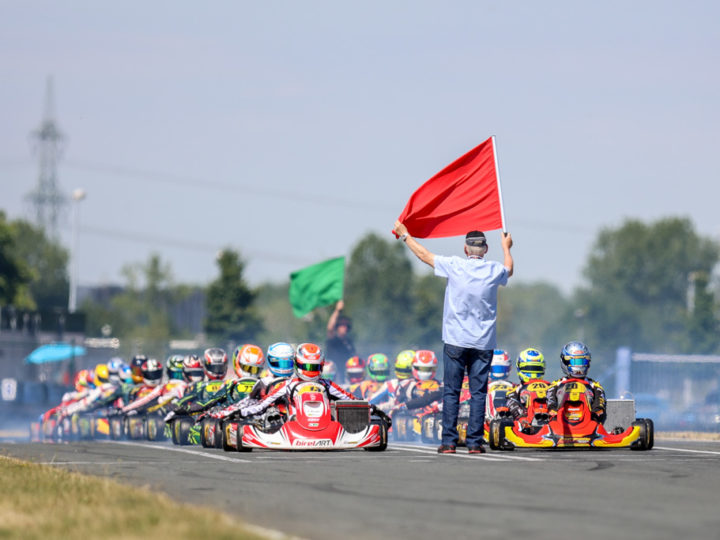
xmin=396 ymin=137 xmax=504 ymax=238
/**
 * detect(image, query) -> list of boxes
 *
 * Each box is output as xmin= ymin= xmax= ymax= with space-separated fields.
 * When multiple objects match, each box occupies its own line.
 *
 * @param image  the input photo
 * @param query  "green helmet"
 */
xmin=166 ymin=354 xmax=185 ymax=381
xmin=367 ymin=353 xmax=390 ymax=382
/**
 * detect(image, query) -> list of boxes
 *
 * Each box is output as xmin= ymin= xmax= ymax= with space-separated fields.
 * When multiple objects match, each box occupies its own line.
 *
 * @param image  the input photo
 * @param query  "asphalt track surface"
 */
xmin=3 ymin=438 xmax=720 ymax=540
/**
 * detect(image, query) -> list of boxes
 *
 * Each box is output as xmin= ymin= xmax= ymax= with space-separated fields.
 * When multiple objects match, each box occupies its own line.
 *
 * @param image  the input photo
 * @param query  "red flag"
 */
xmin=396 ymin=137 xmax=505 ymax=238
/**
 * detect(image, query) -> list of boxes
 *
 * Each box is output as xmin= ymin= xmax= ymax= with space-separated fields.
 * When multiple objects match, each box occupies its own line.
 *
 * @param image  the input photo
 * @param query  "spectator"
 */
xmin=325 ymin=300 xmax=356 ymax=383
xmin=393 ymin=221 xmax=513 ymax=454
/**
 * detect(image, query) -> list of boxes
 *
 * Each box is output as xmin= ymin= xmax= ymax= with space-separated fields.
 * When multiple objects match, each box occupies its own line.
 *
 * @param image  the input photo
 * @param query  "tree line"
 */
xmin=2 ymin=211 xmax=718 ymax=376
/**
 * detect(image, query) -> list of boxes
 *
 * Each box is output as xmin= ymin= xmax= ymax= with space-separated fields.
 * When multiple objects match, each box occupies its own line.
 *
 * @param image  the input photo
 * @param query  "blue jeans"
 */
xmin=441 ymin=344 xmax=493 ymax=447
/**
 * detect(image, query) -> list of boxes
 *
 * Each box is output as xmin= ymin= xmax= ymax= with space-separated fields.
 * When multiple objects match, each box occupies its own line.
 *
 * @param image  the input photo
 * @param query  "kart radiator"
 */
xmin=605 ymin=399 xmax=636 ymax=432
xmin=335 ymin=400 xmax=370 ymax=433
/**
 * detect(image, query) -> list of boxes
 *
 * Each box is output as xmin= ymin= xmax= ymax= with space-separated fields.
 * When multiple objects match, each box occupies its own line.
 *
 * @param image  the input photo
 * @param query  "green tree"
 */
xmin=10 ymin=220 xmax=69 ymax=309
xmin=344 ymin=233 xmax=414 ymax=351
xmin=0 ymin=212 xmax=33 ymax=308
xmin=407 ymin=271 xmax=445 ymax=352
xmin=205 ymin=249 xmax=263 ymax=344
xmin=575 ymin=217 xmax=720 ymax=354
xmin=497 ymin=282 xmax=574 ymax=379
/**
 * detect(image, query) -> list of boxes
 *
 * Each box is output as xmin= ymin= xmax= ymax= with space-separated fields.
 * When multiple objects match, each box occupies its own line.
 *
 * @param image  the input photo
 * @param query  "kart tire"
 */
xmin=644 ymin=418 xmax=654 ymax=450
xmin=174 ymin=417 xmax=193 ymax=446
xmin=213 ymin=419 xmax=224 ymax=449
xmin=146 ymin=416 xmax=166 ymax=442
xmin=631 ymin=419 xmax=649 ymax=451
xmin=109 ymin=417 xmax=125 ymax=440
xmin=220 ymin=421 xmax=234 ymax=452
xmin=364 ymin=419 xmax=388 ymax=452
xmin=488 ymin=419 xmax=501 ymax=450
xmin=420 ymin=415 xmax=435 ymax=445
xmin=200 ymin=417 xmax=218 ymax=448
xmin=499 ymin=419 xmax=515 ymax=451
xmin=237 ymin=420 xmax=253 ymax=452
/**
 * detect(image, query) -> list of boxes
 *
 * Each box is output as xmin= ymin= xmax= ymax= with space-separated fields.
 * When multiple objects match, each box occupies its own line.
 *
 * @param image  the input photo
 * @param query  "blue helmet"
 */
xmin=490 ymin=349 xmax=511 ymax=381
xmin=560 ymin=341 xmax=591 ymax=378
xmin=266 ymin=342 xmax=295 ymax=377
xmin=107 ymin=357 xmax=127 ymax=383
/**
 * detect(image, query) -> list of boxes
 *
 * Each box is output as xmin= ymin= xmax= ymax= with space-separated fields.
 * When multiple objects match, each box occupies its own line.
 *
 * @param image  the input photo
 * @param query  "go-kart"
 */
xmin=488 ymin=378 xmax=654 ymax=451
xmin=221 ymin=381 xmax=390 ymax=451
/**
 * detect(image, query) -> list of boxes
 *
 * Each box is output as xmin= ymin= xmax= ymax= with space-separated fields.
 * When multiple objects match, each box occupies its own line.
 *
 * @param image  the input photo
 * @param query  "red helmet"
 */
xmin=141 ymin=359 xmax=163 ymax=387
xmin=232 ymin=344 xmax=265 ymax=378
xmin=345 ymin=356 xmax=366 ymax=384
xmin=295 ymin=343 xmax=325 ymax=381
xmin=412 ymin=350 xmax=438 ymax=381
xmin=182 ymin=354 xmax=204 ymax=383
xmin=203 ymin=348 xmax=228 ymax=380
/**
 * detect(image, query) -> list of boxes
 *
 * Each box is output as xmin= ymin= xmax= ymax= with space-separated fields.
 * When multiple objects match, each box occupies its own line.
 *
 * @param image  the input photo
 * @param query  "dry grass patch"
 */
xmin=0 ymin=455 xmax=269 ymax=540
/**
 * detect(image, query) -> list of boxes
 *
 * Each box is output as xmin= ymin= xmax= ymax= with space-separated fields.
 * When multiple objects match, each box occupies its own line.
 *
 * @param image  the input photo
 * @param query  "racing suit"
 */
xmin=547 ymin=377 xmax=606 ymax=423
xmin=122 ymin=380 xmax=187 ymax=415
xmin=238 ymin=376 xmax=357 ymax=418
xmin=367 ymin=378 xmax=403 ymax=413
xmin=506 ymin=379 xmax=551 ymax=424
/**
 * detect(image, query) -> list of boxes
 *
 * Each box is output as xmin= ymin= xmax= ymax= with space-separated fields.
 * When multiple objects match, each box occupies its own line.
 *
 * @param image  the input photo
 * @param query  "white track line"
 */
xmin=390 ymin=444 xmax=529 ymax=461
xmin=391 ymin=443 xmax=544 ymax=462
xmin=654 ymin=446 xmax=720 ymax=456
xmin=108 ymin=440 xmax=252 ymax=463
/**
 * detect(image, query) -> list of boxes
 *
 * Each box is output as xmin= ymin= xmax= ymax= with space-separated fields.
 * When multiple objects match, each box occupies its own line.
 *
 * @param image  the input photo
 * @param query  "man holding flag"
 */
xmin=392 ymin=136 xmax=514 ymax=455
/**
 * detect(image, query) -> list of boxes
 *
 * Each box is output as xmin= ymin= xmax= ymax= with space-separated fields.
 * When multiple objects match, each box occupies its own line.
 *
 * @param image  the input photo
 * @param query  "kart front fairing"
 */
xmin=239 ymin=383 xmax=384 ymax=450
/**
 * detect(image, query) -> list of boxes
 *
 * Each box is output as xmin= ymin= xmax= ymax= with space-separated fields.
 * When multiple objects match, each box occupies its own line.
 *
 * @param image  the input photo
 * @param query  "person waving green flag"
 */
xmin=289 ymin=256 xmax=345 ymax=318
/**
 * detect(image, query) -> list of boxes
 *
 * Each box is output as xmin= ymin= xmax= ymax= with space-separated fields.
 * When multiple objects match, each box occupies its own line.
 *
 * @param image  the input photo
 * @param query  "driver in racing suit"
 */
xmin=237 ymin=343 xmax=357 ymax=419
xmin=547 ymin=341 xmax=606 ymax=423
xmin=506 ymin=348 xmax=551 ymax=430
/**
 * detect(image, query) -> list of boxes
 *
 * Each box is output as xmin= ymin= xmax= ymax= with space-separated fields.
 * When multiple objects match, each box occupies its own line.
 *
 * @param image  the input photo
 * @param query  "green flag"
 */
xmin=289 ymin=256 xmax=345 ymax=318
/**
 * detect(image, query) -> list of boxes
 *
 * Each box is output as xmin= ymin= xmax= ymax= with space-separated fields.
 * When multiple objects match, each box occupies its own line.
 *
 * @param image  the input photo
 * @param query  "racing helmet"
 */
xmin=367 ymin=353 xmax=390 ymax=382
xmin=412 ymin=350 xmax=438 ymax=381
xmin=130 ymin=355 xmax=148 ymax=384
xmin=394 ymin=350 xmax=415 ymax=380
xmin=295 ymin=343 xmax=325 ymax=381
xmin=345 ymin=356 xmax=366 ymax=384
xmin=141 ymin=358 xmax=163 ymax=387
xmin=107 ymin=358 xmax=126 ymax=383
xmin=490 ymin=349 xmax=511 ymax=381
xmin=322 ymin=360 xmax=337 ymax=381
xmin=516 ymin=348 xmax=546 ymax=384
xmin=182 ymin=354 xmax=204 ymax=383
xmin=560 ymin=341 xmax=591 ymax=378
xmin=266 ymin=342 xmax=295 ymax=377
xmin=118 ymin=364 xmax=133 ymax=383
xmin=203 ymin=348 xmax=228 ymax=380
xmin=232 ymin=344 xmax=265 ymax=378
xmin=165 ymin=354 xmax=185 ymax=381
xmin=94 ymin=363 xmax=110 ymax=385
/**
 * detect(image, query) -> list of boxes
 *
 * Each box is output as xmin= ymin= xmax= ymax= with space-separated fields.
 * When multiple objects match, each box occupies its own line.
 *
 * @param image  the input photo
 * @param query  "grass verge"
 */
xmin=0 ymin=454 xmax=269 ymax=540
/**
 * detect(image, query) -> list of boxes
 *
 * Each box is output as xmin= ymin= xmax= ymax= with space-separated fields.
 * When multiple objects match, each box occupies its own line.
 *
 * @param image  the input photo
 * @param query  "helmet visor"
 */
xmin=269 ymin=357 xmax=294 ymax=371
xmin=414 ymin=365 xmax=436 ymax=374
xmin=490 ymin=365 xmax=509 ymax=377
xmin=518 ymin=364 xmax=544 ymax=374
xmin=296 ymin=362 xmax=322 ymax=372
xmin=143 ymin=369 xmax=163 ymax=382
xmin=242 ymin=365 xmax=262 ymax=376
xmin=184 ymin=368 xmax=204 ymax=381
xmin=205 ymin=363 xmax=227 ymax=376
xmin=567 ymin=356 xmax=590 ymax=367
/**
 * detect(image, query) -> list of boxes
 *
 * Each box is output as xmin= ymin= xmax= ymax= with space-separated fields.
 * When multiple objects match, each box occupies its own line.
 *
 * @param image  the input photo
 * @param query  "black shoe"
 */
xmin=437 ymin=444 xmax=456 ymax=454
xmin=467 ymin=445 xmax=486 ymax=454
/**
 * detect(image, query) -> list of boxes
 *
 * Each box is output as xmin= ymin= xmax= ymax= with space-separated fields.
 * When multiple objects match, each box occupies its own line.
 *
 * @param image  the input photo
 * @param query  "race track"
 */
xmin=2 ymin=439 xmax=719 ymax=540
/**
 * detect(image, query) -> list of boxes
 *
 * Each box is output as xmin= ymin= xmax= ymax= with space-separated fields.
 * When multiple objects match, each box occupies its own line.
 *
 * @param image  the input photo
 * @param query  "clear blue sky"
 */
xmin=1 ymin=1 xmax=718 ymax=293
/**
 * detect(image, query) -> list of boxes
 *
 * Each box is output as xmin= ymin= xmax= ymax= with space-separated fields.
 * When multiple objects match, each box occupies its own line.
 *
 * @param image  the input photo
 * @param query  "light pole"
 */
xmin=68 ymin=188 xmax=86 ymax=313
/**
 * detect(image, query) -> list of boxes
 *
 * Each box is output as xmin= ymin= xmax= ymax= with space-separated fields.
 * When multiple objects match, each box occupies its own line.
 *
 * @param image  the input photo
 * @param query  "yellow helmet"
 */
xmin=94 ymin=363 xmax=110 ymax=385
xmin=394 ymin=350 xmax=415 ymax=380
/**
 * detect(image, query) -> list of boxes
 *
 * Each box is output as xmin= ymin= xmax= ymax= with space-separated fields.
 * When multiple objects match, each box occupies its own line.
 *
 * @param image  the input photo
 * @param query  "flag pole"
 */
xmin=491 ymin=135 xmax=507 ymax=234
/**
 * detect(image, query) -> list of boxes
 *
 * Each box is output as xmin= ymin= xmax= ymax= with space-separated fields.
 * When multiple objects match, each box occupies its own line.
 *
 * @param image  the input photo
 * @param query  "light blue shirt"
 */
xmin=434 ymin=255 xmax=509 ymax=349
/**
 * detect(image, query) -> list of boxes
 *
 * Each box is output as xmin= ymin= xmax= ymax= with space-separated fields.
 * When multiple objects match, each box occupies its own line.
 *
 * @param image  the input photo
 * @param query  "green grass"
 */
xmin=0 ymin=455 xmax=268 ymax=540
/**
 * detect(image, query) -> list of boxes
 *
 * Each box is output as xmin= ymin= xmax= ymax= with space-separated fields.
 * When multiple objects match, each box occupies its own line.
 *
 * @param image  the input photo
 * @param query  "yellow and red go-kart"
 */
xmin=488 ymin=378 xmax=654 ymax=451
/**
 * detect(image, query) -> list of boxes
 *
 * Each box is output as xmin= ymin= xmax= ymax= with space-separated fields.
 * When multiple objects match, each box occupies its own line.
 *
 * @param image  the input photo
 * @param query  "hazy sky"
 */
xmin=2 ymin=2 xmax=719 ymax=294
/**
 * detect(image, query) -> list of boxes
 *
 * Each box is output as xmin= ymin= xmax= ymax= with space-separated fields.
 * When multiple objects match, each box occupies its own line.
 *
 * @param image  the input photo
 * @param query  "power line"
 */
xmin=64 ymin=159 xmax=396 ymax=212
xmin=79 ymin=224 xmax=316 ymax=266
